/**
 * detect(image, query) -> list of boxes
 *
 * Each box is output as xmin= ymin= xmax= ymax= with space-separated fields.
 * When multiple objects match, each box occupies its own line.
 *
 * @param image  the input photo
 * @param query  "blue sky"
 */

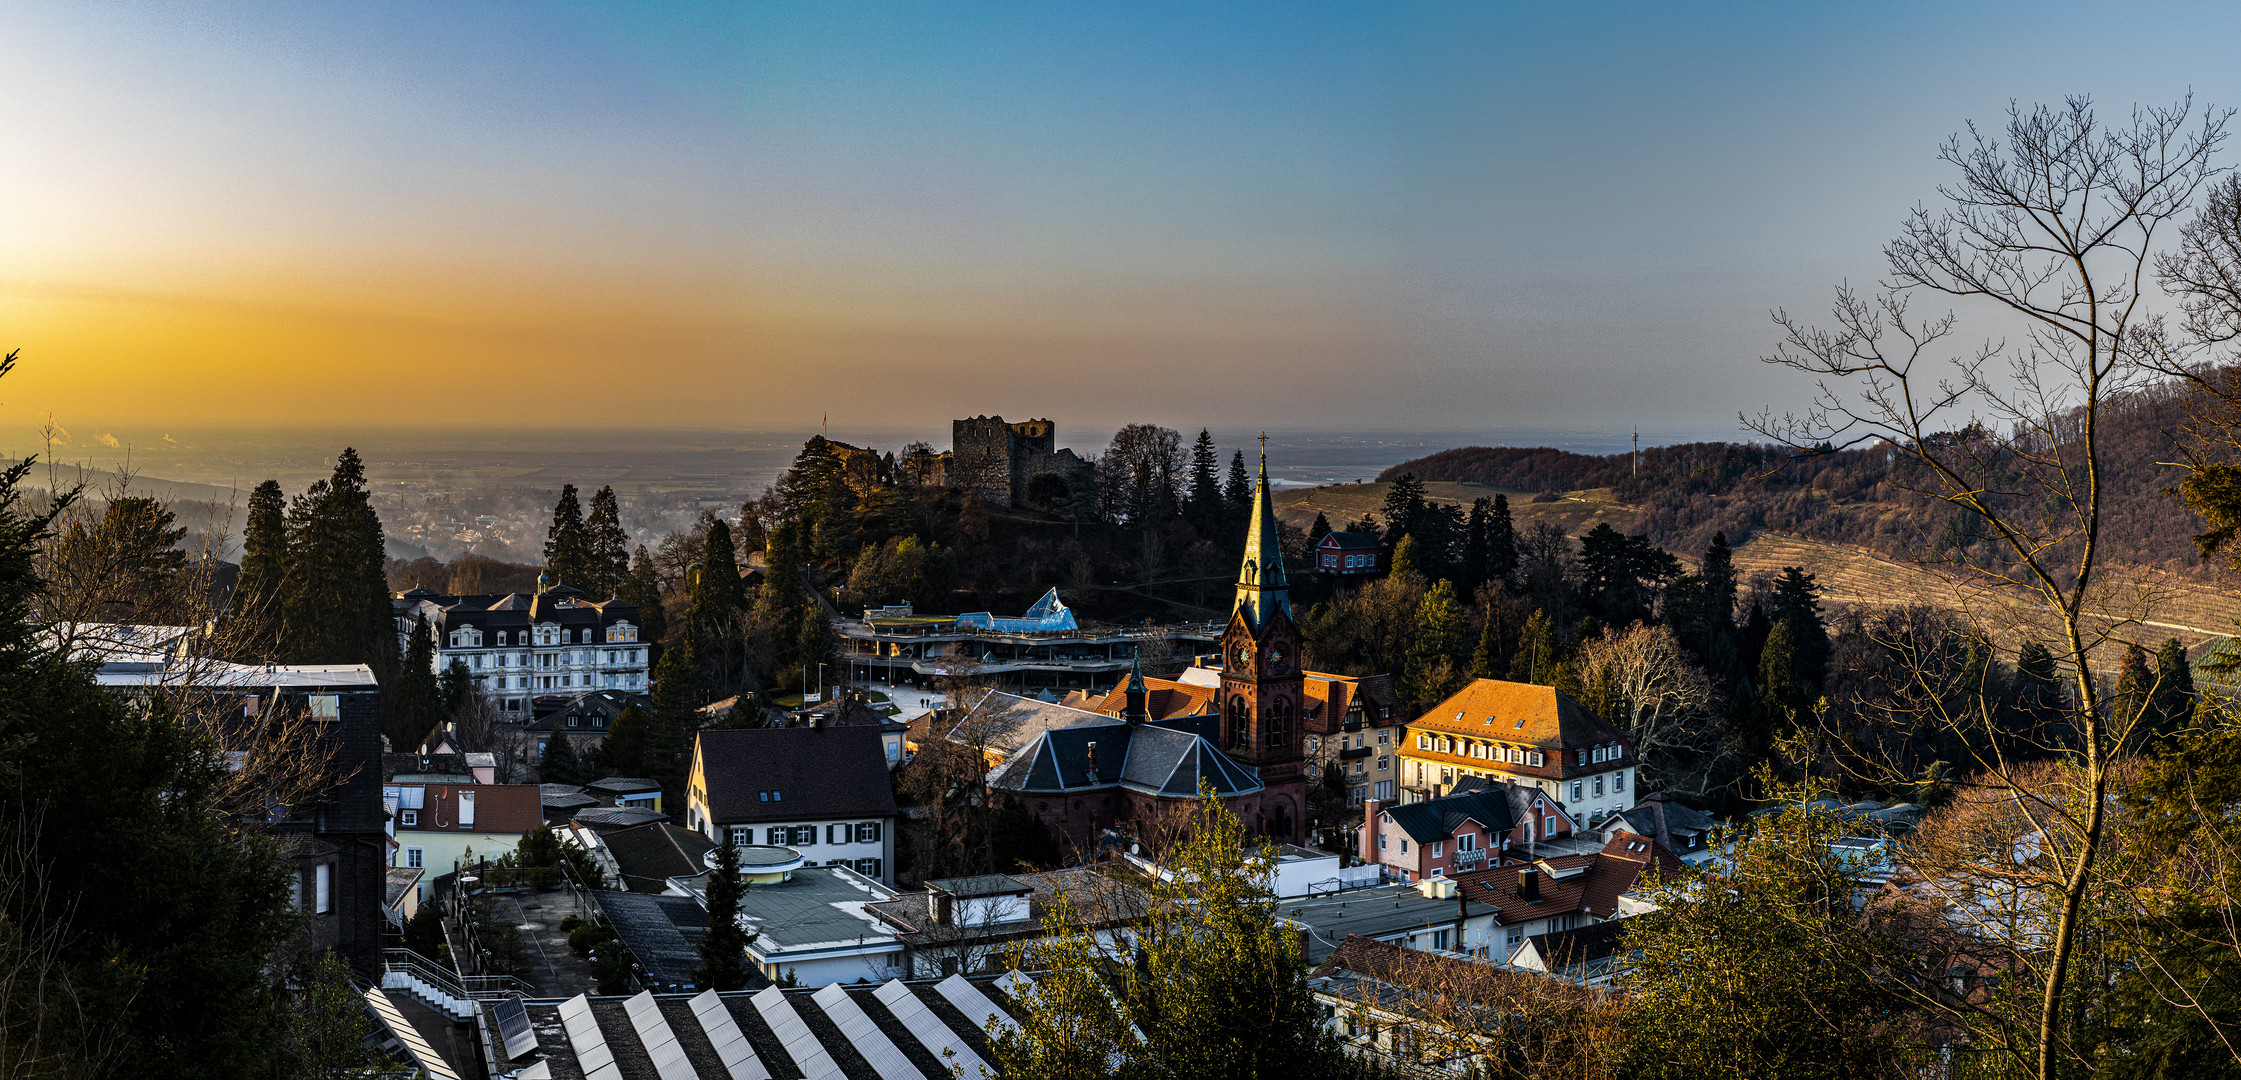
xmin=1 ymin=1 xmax=2236 ymax=437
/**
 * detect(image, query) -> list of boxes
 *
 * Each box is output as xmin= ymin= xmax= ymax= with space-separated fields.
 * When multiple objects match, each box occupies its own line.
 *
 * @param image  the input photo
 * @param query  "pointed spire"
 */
xmin=1234 ymin=434 xmax=1291 ymax=631
xmin=1123 ymin=650 xmax=1150 ymax=724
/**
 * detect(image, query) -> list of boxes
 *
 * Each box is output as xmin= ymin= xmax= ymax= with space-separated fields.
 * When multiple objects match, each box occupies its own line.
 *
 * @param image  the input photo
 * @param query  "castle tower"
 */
xmin=1218 ymin=438 xmax=1306 ymax=842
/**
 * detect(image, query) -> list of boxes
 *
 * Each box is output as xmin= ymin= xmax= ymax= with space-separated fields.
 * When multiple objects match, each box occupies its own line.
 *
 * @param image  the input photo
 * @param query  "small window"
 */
xmin=1399 ymin=838 xmax=1409 ymax=853
xmin=405 ymin=847 xmax=423 ymax=869
xmin=1614 ymin=771 xmax=1625 ymax=792
xmin=766 ymin=826 xmax=785 ymax=845
xmin=1431 ymin=842 xmax=1443 ymax=858
xmin=1572 ymin=782 xmax=1583 ymax=802
xmin=400 ymin=809 xmax=418 ymax=827
xmin=1594 ymin=777 xmax=1605 ymax=797
xmin=568 ymin=716 xmax=579 ymax=727
xmin=314 ymin=863 xmax=332 ymax=914
xmin=855 ymin=858 xmax=882 ymax=877
xmin=856 ymin=821 xmax=881 ymax=843
xmin=309 ymin=695 xmax=339 ymax=720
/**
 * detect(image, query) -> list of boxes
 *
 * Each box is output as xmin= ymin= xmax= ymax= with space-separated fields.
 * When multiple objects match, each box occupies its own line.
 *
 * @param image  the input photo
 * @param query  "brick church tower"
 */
xmin=1218 ymin=440 xmax=1307 ymax=842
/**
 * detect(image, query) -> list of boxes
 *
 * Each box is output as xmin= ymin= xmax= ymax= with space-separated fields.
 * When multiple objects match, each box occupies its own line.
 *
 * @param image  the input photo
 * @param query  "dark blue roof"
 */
xmin=1319 ymin=531 xmax=1381 ymax=550
xmin=995 ymin=720 xmax=1261 ymax=798
xmin=1383 ymin=789 xmax=1518 ymax=844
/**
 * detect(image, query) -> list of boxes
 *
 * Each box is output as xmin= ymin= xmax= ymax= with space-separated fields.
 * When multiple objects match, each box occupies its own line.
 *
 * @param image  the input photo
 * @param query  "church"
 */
xmin=959 ymin=446 xmax=1312 ymax=850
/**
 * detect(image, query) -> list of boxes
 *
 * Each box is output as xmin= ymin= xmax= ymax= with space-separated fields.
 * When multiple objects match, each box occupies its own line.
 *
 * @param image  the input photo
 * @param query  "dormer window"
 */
xmin=497 ymin=631 xmax=508 ymax=646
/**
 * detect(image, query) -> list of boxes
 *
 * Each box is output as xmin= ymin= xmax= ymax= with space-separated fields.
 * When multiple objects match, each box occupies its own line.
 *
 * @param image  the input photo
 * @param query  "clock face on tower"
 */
xmin=1235 ymin=644 xmax=1252 ymax=670
xmin=1267 ymin=646 xmax=1286 ymax=673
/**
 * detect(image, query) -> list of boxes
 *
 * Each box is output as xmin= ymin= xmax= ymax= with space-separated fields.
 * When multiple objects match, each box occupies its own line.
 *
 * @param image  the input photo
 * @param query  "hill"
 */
xmin=1377 ymin=381 xmax=2208 ymax=577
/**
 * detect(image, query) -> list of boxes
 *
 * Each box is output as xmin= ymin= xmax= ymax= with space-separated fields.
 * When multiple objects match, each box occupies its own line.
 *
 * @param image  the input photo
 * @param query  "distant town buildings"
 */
xmin=392 ymin=574 xmax=647 ymax=714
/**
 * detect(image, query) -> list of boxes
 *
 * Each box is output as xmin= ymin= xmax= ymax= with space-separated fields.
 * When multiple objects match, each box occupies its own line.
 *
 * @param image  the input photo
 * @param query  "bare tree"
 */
xmin=1574 ymin=622 xmax=1736 ymax=801
xmin=1751 ymin=96 xmax=2229 ymax=1079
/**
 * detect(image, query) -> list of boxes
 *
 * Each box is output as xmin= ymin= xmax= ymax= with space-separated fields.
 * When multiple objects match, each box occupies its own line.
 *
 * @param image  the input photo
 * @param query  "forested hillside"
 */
xmin=1381 ymin=380 xmax=2208 ymax=574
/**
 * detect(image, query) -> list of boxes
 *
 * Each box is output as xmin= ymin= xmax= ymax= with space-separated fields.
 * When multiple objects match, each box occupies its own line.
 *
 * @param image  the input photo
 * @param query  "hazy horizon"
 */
xmin=8 ymin=2 xmax=2240 ymax=435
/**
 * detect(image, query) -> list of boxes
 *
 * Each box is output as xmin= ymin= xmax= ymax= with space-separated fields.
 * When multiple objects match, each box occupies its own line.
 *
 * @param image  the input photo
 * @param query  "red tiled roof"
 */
xmin=400 ymin=783 xmax=545 ymax=835
xmin=1448 ymin=834 xmax=1684 ymax=925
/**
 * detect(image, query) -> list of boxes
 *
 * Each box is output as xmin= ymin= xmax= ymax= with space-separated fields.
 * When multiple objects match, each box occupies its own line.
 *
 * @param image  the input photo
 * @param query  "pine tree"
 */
xmin=599 ymin=704 xmax=654 ymax=778
xmin=1486 ymin=493 xmax=1518 ymax=584
xmin=1511 ymin=608 xmax=1558 ymax=684
xmin=1406 ymin=579 xmax=1470 ymax=708
xmin=540 ymin=731 xmax=588 ymax=785
xmin=1382 ymin=474 xmax=1429 ymax=550
xmin=2113 ymin=642 xmax=2157 ymax=739
xmin=438 ymin=657 xmax=474 ymax=720
xmin=585 ymin=485 xmax=631 ymax=598
xmin=1185 ymin=429 xmax=1224 ymax=536
xmin=1390 ymin=535 xmax=1422 ymax=581
xmin=1702 ymin=531 xmax=1737 ymax=631
xmin=279 ymin=449 xmax=395 ymax=680
xmin=1470 ymin=611 xmax=1505 ymax=679
xmin=2153 ymin=637 xmax=2196 ymax=740
xmin=393 ymin=615 xmax=446 ymax=750
xmin=1758 ymin=618 xmax=1807 ymax=739
xmin=695 ymin=839 xmax=751 ymax=991
xmin=544 ymin=484 xmax=592 ymax=589
xmin=1306 ymin=511 xmax=1332 ymax=553
xmin=621 ymin=545 xmax=666 ymax=647
xmin=1768 ymin=567 xmax=1830 ymax=687
xmin=1224 ymin=449 xmax=1253 ymax=531
xmin=234 ymin=479 xmax=287 ymax=656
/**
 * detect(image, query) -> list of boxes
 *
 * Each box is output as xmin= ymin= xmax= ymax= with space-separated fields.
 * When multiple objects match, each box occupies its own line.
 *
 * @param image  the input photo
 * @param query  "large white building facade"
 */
xmin=393 ymin=577 xmax=648 ymax=714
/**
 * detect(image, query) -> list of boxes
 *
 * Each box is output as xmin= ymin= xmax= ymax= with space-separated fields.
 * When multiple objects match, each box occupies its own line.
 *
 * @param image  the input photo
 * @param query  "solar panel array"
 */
xmin=688 ymin=990 xmax=772 ymax=1080
xmin=932 ymin=972 xmax=1021 ymax=1039
xmin=491 ymin=996 xmax=538 ymax=1062
xmin=558 ymin=994 xmax=623 ymax=1080
xmin=362 ymin=988 xmax=466 ymax=1080
xmin=751 ymin=985 xmax=847 ymax=1080
xmin=876 ymin=978 xmax=992 ymax=1079
xmin=935 ymin=973 xmax=1019 ymax=1039
xmin=624 ymin=991 xmax=698 ymax=1080
xmin=811 ymin=984 xmax=920 ymax=1080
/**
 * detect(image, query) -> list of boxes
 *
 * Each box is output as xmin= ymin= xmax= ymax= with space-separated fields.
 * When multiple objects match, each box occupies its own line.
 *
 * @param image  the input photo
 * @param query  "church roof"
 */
xmin=1233 ymin=447 xmax=1290 ymax=633
xmin=989 ymin=720 xmax=1262 ymax=799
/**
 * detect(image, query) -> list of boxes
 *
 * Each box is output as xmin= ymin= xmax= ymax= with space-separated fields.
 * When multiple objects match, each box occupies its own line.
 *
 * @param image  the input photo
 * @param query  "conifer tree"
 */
xmin=585 ymin=485 xmax=631 ymax=597
xmin=279 ymin=449 xmax=394 ymax=680
xmin=1486 ymin=492 xmax=1518 ymax=584
xmin=1306 ymin=511 xmax=1332 ymax=553
xmin=1406 ymin=579 xmax=1470 ymax=708
xmin=1224 ymin=449 xmax=1252 ymax=528
xmin=599 ymin=704 xmax=654 ymax=778
xmin=438 ymin=657 xmax=474 ymax=719
xmin=2153 ymin=637 xmax=2196 ymax=739
xmin=621 ymin=545 xmax=665 ymax=647
xmin=693 ymin=519 xmax=745 ymax=623
xmin=1757 ymin=618 xmax=1808 ymax=739
xmin=2113 ymin=642 xmax=2157 ymax=739
xmin=1768 ymin=567 xmax=1830 ymax=687
xmin=1185 ymin=429 xmax=1224 ymax=536
xmin=234 ymin=479 xmax=287 ymax=656
xmin=540 ymin=731 xmax=588 ymax=785
xmin=1470 ymin=610 xmax=1505 ymax=679
xmin=1511 ymin=608 xmax=1558 ymax=684
xmin=544 ymin=484 xmax=592 ymax=588
xmin=695 ymin=839 xmax=751 ymax=991
xmin=392 ymin=615 xmax=446 ymax=750
xmin=1389 ymin=535 xmax=1422 ymax=581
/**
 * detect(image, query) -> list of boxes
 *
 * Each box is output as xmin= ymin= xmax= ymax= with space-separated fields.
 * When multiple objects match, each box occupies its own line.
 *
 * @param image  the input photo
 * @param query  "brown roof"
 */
xmin=1413 ymin=679 xmax=1628 ymax=751
xmin=398 ymin=783 xmax=545 ymax=835
xmin=693 ymin=727 xmax=900 ymax=825
xmin=1311 ymin=935 xmax=1584 ymax=1010
xmin=1075 ymin=676 xmax=1219 ymax=721
xmin=1448 ymin=833 xmax=1683 ymax=925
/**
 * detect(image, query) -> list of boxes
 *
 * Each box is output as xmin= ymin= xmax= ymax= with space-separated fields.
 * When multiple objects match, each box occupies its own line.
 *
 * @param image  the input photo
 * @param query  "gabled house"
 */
xmin=1399 ymin=678 xmax=1637 ymax=829
xmin=1361 ymin=782 xmax=1580 ymax=882
xmin=383 ymin=782 xmax=545 ymax=884
xmin=1603 ymin=792 xmax=1719 ymax=863
xmin=685 ymin=726 xmax=900 ymax=884
xmin=1451 ymin=832 xmax=1685 ymax=960
xmin=1510 ymin=920 xmax=1631 ymax=986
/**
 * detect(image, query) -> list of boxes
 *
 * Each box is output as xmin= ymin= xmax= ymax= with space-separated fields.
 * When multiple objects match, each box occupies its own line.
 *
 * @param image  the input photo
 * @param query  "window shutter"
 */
xmin=827 ymin=824 xmax=839 ymax=845
xmin=767 ymin=826 xmax=784 ymax=845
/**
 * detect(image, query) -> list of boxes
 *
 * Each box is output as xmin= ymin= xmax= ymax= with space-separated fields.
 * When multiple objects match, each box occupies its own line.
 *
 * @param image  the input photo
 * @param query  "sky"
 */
xmin=3 ymin=1 xmax=2240 ymax=442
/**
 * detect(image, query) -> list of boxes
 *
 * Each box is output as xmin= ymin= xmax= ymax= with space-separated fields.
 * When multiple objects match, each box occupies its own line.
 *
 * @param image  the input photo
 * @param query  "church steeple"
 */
xmin=1123 ymin=651 xmax=1150 ymax=724
xmin=1234 ymin=434 xmax=1290 ymax=632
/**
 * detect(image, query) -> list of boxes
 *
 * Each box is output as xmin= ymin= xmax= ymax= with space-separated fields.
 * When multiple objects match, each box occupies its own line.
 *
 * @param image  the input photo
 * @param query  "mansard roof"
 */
xmin=1413 ymin=678 xmax=1628 ymax=752
xmin=990 ymin=720 xmax=1262 ymax=799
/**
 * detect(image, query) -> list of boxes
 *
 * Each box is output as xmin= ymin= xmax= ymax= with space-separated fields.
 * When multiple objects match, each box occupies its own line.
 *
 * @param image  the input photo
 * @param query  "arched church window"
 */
xmin=1228 ymin=696 xmax=1250 ymax=750
xmin=1266 ymin=696 xmax=1292 ymax=751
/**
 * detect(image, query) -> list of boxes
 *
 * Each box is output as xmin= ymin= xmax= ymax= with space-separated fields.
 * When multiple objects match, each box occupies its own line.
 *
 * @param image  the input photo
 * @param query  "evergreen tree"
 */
xmin=763 ymin=521 xmax=806 ymax=612
xmin=1469 ymin=610 xmax=1506 ymax=679
xmin=278 ymin=952 xmax=390 ymax=1079
xmin=279 ymin=449 xmax=395 ymax=684
xmin=235 ymin=479 xmax=288 ymax=656
xmin=1768 ymin=567 xmax=1830 ymax=687
xmin=695 ymin=839 xmax=752 ymax=991
xmin=621 ymin=545 xmax=665 ymax=647
xmin=599 ymin=704 xmax=654 ymax=778
xmin=1306 ymin=511 xmax=1332 ymax=553
xmin=1511 ymin=608 xmax=1558 ymax=684
xmin=1224 ymin=449 xmax=1253 ymax=529
xmin=2113 ymin=642 xmax=2158 ymax=739
xmin=1702 ymin=531 xmax=1738 ymax=630
xmin=390 ymin=615 xmax=446 ymax=750
xmin=585 ymin=485 xmax=631 ymax=597
xmin=540 ymin=731 xmax=589 ymax=785
xmin=796 ymin=607 xmax=837 ymax=688
xmin=1461 ymin=497 xmax=1492 ymax=590
xmin=438 ymin=657 xmax=473 ymax=719
xmin=692 ymin=519 xmax=746 ymax=626
xmin=1485 ymin=493 xmax=1518 ymax=584
xmin=544 ymin=483 xmax=593 ymax=588
xmin=1405 ymin=579 xmax=1470 ymax=708
xmin=1758 ymin=618 xmax=1808 ymax=740
xmin=2153 ymin=637 xmax=2196 ymax=740
xmin=989 ymin=795 xmax=1350 ymax=1080
xmin=1381 ymin=474 xmax=1430 ymax=551
xmin=1185 ymin=429 xmax=1224 ymax=536
xmin=0 ymin=366 xmax=299 ymax=1075
xmin=1577 ymin=523 xmax=1679 ymax=626
xmin=1389 ymin=535 xmax=1422 ymax=581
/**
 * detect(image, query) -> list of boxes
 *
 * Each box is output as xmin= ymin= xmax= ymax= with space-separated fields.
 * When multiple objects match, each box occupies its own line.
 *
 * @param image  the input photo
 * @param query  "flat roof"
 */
xmin=733 ymin=866 xmax=900 ymax=956
xmin=93 ymin=661 xmax=379 ymax=690
xmin=1276 ymin=884 xmax=1501 ymax=963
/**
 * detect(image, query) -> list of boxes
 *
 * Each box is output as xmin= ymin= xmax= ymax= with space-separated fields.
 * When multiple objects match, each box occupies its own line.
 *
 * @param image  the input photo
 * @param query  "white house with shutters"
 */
xmin=684 ymin=726 xmax=900 ymax=885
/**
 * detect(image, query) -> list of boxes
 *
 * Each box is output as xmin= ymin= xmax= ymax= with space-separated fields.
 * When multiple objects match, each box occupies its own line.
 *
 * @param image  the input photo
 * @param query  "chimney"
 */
xmin=1361 ymin=799 xmax=1380 ymax=866
xmin=1519 ymin=864 xmax=1541 ymax=902
xmin=1085 ymin=741 xmax=1099 ymax=783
